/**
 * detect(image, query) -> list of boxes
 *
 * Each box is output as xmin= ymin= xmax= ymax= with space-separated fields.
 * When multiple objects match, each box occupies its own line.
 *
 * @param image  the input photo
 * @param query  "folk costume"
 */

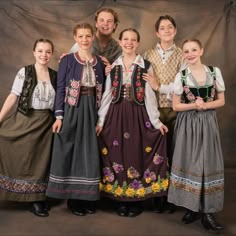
xmin=0 ymin=65 xmax=56 ymax=201
xmin=143 ymin=43 xmax=185 ymax=212
xmin=46 ymin=53 xmax=105 ymax=201
xmin=168 ymin=66 xmax=225 ymax=213
xmin=97 ymin=55 xmax=169 ymax=202
xmin=143 ymin=43 xmax=184 ymax=159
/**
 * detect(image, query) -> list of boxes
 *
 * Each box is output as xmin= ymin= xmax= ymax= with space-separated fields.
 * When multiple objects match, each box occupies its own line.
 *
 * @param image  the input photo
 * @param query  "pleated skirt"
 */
xmin=168 ymin=110 xmax=224 ymax=213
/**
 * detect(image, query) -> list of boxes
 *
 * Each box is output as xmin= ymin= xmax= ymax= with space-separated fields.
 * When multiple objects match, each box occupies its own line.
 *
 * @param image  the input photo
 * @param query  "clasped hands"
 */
xmin=195 ymin=97 xmax=207 ymax=111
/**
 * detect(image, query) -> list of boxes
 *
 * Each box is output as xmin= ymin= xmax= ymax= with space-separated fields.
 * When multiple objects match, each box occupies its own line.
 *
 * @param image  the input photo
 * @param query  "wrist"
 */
xmin=153 ymin=84 xmax=159 ymax=92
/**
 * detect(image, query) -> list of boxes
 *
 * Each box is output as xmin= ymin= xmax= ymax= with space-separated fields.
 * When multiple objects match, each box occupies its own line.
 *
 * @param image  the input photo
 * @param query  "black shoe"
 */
xmin=128 ymin=202 xmax=143 ymax=217
xmin=182 ymin=210 xmax=200 ymax=224
xmin=85 ymin=201 xmax=96 ymax=214
xmin=116 ymin=203 xmax=128 ymax=217
xmin=72 ymin=207 xmax=86 ymax=216
xmin=31 ymin=201 xmax=49 ymax=217
xmin=165 ymin=203 xmax=176 ymax=214
xmin=201 ymin=213 xmax=224 ymax=231
xmin=152 ymin=196 xmax=166 ymax=213
xmin=67 ymin=199 xmax=86 ymax=216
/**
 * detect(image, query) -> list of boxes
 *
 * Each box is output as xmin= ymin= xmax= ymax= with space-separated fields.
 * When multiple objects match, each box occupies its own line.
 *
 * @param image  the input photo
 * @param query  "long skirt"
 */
xmin=168 ymin=110 xmax=224 ymax=213
xmin=98 ymin=99 xmax=169 ymax=202
xmin=0 ymin=110 xmax=54 ymax=202
xmin=46 ymin=96 xmax=100 ymax=201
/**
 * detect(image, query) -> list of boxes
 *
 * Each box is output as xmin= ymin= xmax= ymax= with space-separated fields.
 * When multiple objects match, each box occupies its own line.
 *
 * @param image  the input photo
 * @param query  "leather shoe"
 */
xmin=153 ymin=196 xmax=170 ymax=213
xmin=165 ymin=203 xmax=176 ymax=214
xmin=85 ymin=201 xmax=96 ymax=214
xmin=116 ymin=203 xmax=128 ymax=217
xmin=67 ymin=199 xmax=86 ymax=216
xmin=128 ymin=204 xmax=143 ymax=217
xmin=201 ymin=213 xmax=224 ymax=231
xmin=31 ymin=202 xmax=49 ymax=217
xmin=71 ymin=208 xmax=86 ymax=216
xmin=182 ymin=210 xmax=200 ymax=224
xmin=152 ymin=197 xmax=164 ymax=213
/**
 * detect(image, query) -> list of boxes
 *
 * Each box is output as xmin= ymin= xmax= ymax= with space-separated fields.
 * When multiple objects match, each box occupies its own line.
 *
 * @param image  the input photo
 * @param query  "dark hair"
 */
xmin=73 ymin=23 xmax=94 ymax=36
xmin=33 ymin=39 xmax=54 ymax=53
xmin=94 ymin=7 xmax=119 ymax=33
xmin=183 ymin=39 xmax=203 ymax=48
xmin=155 ymin=15 xmax=176 ymax=32
xmin=119 ymin=28 xmax=140 ymax=42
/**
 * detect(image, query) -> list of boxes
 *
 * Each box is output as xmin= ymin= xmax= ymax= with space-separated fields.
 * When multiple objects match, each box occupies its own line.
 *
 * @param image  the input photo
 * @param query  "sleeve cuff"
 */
xmin=96 ymin=118 xmax=104 ymax=127
xmin=56 ymin=116 xmax=63 ymax=120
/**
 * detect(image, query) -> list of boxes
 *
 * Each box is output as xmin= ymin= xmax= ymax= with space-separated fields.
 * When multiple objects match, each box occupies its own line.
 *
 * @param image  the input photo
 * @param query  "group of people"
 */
xmin=0 ymin=7 xmax=225 ymax=232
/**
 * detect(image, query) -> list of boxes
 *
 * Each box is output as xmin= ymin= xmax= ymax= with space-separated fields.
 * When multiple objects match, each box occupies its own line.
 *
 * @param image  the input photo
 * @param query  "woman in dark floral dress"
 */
xmin=96 ymin=28 xmax=169 ymax=217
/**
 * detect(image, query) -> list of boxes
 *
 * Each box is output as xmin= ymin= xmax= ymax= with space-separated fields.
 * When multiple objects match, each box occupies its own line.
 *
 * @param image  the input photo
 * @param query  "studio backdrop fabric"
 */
xmin=0 ymin=0 xmax=235 ymax=166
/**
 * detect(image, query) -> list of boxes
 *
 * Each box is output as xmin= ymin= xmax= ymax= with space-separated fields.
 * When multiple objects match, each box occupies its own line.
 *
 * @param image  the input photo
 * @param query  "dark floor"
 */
xmin=0 ymin=168 xmax=235 ymax=236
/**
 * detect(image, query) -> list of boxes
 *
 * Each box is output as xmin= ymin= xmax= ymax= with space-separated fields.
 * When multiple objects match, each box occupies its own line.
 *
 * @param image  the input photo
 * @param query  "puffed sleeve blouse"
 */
xmin=11 ymin=67 xmax=55 ymax=110
xmin=97 ymin=54 xmax=163 ymax=129
xmin=174 ymin=65 xmax=225 ymax=96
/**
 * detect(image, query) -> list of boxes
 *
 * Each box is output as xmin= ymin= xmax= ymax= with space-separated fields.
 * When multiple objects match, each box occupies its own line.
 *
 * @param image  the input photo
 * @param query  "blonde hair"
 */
xmin=73 ymin=23 xmax=94 ymax=36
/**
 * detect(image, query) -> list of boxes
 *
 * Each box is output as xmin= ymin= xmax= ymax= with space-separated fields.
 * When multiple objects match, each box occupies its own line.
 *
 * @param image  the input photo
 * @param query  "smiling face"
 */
xmin=182 ymin=40 xmax=203 ymax=65
xmin=33 ymin=42 xmax=53 ymax=65
xmin=95 ymin=11 xmax=116 ymax=36
xmin=156 ymin=19 xmax=176 ymax=44
xmin=119 ymin=30 xmax=139 ymax=56
xmin=74 ymin=28 xmax=94 ymax=51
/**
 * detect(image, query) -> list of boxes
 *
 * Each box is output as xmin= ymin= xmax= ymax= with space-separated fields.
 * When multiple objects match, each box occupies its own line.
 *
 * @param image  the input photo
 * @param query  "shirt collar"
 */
xmin=156 ymin=43 xmax=176 ymax=53
xmin=112 ymin=54 xmax=145 ymax=69
xmin=74 ymin=53 xmax=97 ymax=66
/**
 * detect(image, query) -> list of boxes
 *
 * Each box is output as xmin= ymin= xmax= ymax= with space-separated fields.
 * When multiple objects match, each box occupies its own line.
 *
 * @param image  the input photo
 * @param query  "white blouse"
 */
xmin=97 ymin=54 xmax=163 ymax=129
xmin=11 ymin=67 xmax=55 ymax=110
xmin=73 ymin=54 xmax=96 ymax=87
xmin=174 ymin=66 xmax=225 ymax=96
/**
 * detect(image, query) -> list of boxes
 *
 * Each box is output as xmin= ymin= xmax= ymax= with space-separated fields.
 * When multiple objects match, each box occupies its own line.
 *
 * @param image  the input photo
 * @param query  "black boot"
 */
xmin=67 ymin=199 xmax=86 ymax=216
xmin=153 ymin=196 xmax=174 ymax=213
xmin=182 ymin=209 xmax=200 ymax=224
xmin=85 ymin=201 xmax=96 ymax=214
xmin=116 ymin=202 xmax=129 ymax=217
xmin=201 ymin=213 xmax=224 ymax=231
xmin=166 ymin=202 xmax=176 ymax=214
xmin=128 ymin=202 xmax=143 ymax=217
xmin=152 ymin=196 xmax=164 ymax=213
xmin=31 ymin=201 xmax=49 ymax=217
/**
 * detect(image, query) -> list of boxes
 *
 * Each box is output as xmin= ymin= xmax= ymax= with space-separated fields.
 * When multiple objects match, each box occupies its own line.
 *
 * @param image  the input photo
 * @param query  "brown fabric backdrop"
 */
xmin=0 ymin=0 xmax=235 ymax=167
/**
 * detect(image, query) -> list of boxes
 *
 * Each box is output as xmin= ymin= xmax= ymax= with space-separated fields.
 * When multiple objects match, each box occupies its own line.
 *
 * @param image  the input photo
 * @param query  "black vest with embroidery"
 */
xmin=110 ymin=60 xmax=150 ymax=105
xmin=17 ymin=64 xmax=57 ymax=115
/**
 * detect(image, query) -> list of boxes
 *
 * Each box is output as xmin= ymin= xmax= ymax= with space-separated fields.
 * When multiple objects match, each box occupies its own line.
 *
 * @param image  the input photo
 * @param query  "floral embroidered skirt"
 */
xmin=98 ymin=99 xmax=169 ymax=201
xmin=0 ymin=110 xmax=54 ymax=202
xmin=46 ymin=96 xmax=100 ymax=201
xmin=168 ymin=110 xmax=224 ymax=213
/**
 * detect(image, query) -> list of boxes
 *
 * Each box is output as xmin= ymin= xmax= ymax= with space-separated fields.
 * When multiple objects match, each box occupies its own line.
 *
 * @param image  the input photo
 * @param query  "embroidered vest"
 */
xmin=144 ymin=47 xmax=182 ymax=108
xmin=110 ymin=60 xmax=150 ymax=105
xmin=63 ymin=55 xmax=105 ymax=109
xmin=17 ymin=64 xmax=57 ymax=115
